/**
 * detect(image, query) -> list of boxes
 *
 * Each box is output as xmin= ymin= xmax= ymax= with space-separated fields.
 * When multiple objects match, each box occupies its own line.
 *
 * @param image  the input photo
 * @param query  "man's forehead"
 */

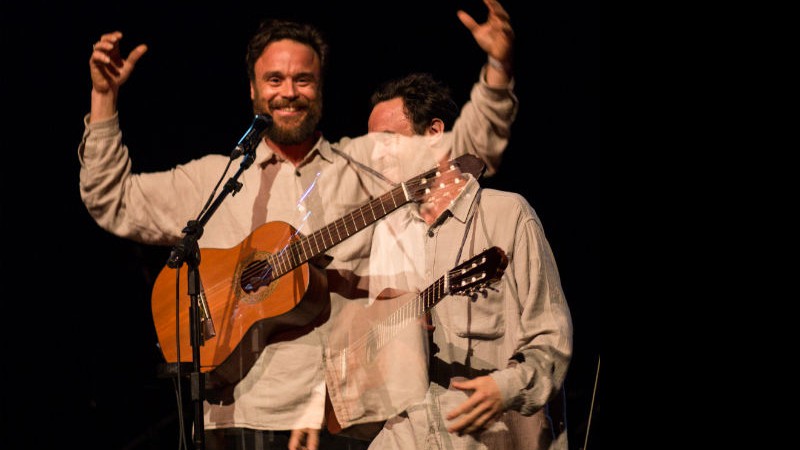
xmin=257 ymin=39 xmax=321 ymax=72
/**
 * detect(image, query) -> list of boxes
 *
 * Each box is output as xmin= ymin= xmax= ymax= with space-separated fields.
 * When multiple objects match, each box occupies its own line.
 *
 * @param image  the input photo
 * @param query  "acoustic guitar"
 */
xmin=324 ymin=246 xmax=509 ymax=437
xmin=150 ymin=154 xmax=486 ymax=387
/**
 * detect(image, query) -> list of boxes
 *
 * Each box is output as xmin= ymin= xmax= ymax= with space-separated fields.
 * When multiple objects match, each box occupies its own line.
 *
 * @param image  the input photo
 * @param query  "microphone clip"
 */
xmin=230 ymin=114 xmax=273 ymax=159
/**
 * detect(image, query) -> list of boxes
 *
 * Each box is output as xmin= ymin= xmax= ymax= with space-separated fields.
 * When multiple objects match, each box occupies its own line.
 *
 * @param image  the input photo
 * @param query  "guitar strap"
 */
xmin=453 ymin=187 xmax=482 ymax=266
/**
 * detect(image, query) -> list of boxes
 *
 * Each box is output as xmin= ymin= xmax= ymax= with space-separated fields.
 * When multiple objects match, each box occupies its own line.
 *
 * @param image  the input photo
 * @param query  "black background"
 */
xmin=2 ymin=1 xmax=601 ymax=448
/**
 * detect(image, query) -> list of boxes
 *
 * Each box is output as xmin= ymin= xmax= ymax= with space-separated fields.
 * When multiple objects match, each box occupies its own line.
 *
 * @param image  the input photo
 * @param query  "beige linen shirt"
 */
xmin=77 ymin=72 xmax=518 ymax=432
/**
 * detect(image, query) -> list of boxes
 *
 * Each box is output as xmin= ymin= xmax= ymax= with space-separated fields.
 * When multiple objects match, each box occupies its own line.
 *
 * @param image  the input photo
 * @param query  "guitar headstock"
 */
xmin=406 ymin=154 xmax=486 ymax=205
xmin=450 ymin=154 xmax=487 ymax=180
xmin=447 ymin=246 xmax=508 ymax=296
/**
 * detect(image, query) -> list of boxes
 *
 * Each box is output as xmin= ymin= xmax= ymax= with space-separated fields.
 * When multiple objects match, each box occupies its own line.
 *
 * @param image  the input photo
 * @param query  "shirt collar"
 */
xmin=254 ymin=133 xmax=333 ymax=167
xmin=448 ymin=176 xmax=481 ymax=224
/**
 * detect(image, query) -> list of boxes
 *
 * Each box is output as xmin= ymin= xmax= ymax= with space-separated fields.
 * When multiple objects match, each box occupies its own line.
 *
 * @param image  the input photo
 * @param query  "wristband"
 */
xmin=488 ymin=56 xmax=509 ymax=73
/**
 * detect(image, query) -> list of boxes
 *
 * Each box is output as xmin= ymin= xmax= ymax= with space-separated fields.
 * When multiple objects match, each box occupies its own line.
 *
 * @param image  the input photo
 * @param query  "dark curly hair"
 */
xmin=246 ymin=19 xmax=329 ymax=86
xmin=370 ymin=72 xmax=460 ymax=135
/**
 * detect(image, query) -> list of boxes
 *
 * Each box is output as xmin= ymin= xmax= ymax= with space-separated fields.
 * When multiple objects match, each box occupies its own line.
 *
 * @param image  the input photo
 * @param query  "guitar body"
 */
xmin=325 ymin=292 xmax=426 ymax=439
xmin=151 ymin=221 xmax=330 ymax=388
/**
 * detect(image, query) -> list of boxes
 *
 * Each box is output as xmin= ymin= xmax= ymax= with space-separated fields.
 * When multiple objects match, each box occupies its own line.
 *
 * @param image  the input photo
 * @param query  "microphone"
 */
xmin=230 ymin=114 xmax=272 ymax=159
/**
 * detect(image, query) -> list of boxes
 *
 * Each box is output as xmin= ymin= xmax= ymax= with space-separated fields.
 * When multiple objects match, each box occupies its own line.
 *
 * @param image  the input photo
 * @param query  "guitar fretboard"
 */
xmin=359 ymin=274 xmax=449 ymax=359
xmin=286 ymin=185 xmax=408 ymax=275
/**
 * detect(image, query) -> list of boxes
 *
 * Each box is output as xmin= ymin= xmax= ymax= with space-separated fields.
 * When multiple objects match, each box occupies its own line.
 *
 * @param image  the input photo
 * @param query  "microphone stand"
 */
xmin=166 ymin=150 xmax=258 ymax=450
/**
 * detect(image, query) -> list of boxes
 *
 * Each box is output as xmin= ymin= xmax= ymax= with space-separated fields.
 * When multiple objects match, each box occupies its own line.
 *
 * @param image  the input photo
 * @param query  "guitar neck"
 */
xmin=355 ymin=276 xmax=447 ymax=365
xmin=269 ymin=183 xmax=411 ymax=279
xmin=392 ymin=275 xmax=447 ymax=325
xmin=367 ymin=247 xmax=504 ymax=352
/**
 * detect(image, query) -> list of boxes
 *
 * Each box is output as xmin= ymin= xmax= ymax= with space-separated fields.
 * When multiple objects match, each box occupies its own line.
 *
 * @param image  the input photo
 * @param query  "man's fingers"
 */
xmin=127 ymin=44 xmax=149 ymax=66
xmin=306 ymin=429 xmax=320 ymax=450
xmin=456 ymin=10 xmax=479 ymax=33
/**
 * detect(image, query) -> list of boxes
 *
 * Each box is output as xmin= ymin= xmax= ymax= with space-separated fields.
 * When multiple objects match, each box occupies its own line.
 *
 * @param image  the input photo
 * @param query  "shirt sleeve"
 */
xmin=488 ymin=198 xmax=573 ymax=414
xmin=77 ymin=113 xmax=219 ymax=245
xmin=448 ymin=66 xmax=519 ymax=177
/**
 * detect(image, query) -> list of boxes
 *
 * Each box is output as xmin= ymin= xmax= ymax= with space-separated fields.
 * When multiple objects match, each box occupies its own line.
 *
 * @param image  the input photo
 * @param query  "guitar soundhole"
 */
xmin=237 ymin=251 xmax=277 ymax=303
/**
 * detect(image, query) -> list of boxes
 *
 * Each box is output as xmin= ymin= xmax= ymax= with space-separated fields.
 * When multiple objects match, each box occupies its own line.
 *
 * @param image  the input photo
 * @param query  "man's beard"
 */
xmin=261 ymin=98 xmax=322 ymax=146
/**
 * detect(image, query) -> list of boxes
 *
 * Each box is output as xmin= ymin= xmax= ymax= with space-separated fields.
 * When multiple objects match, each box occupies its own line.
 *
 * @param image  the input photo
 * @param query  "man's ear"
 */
xmin=427 ymin=118 xmax=445 ymax=136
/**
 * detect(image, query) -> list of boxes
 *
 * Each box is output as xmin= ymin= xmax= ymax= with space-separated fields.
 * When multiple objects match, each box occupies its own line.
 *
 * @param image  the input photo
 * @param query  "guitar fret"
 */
xmin=283 ymin=246 xmax=291 ymax=270
xmin=379 ymin=193 xmax=389 ymax=215
xmin=311 ymin=231 xmax=321 ymax=254
xmin=296 ymin=244 xmax=304 ymax=267
xmin=286 ymin=247 xmax=295 ymax=271
xmin=269 ymin=253 xmax=278 ymax=278
xmin=334 ymin=222 xmax=342 ymax=241
xmin=369 ymin=202 xmax=376 ymax=222
xmin=299 ymin=237 xmax=310 ymax=260
xmin=274 ymin=252 xmax=285 ymax=277
xmin=300 ymin=239 xmax=311 ymax=262
xmin=262 ymin=255 xmax=275 ymax=277
xmin=346 ymin=212 xmax=356 ymax=236
xmin=400 ymin=180 xmax=411 ymax=201
xmin=325 ymin=224 xmax=334 ymax=247
xmin=297 ymin=243 xmax=305 ymax=265
xmin=289 ymin=244 xmax=299 ymax=268
xmin=291 ymin=242 xmax=302 ymax=267
xmin=367 ymin=199 xmax=377 ymax=222
xmin=270 ymin=255 xmax=279 ymax=276
xmin=297 ymin=244 xmax=305 ymax=267
xmin=443 ymin=271 xmax=450 ymax=297
xmin=318 ymin=229 xmax=327 ymax=249
xmin=320 ymin=231 xmax=327 ymax=250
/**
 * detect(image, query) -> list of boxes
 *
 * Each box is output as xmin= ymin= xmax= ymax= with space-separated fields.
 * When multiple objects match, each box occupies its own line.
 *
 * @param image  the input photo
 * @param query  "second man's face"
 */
xmin=368 ymin=97 xmax=415 ymax=136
